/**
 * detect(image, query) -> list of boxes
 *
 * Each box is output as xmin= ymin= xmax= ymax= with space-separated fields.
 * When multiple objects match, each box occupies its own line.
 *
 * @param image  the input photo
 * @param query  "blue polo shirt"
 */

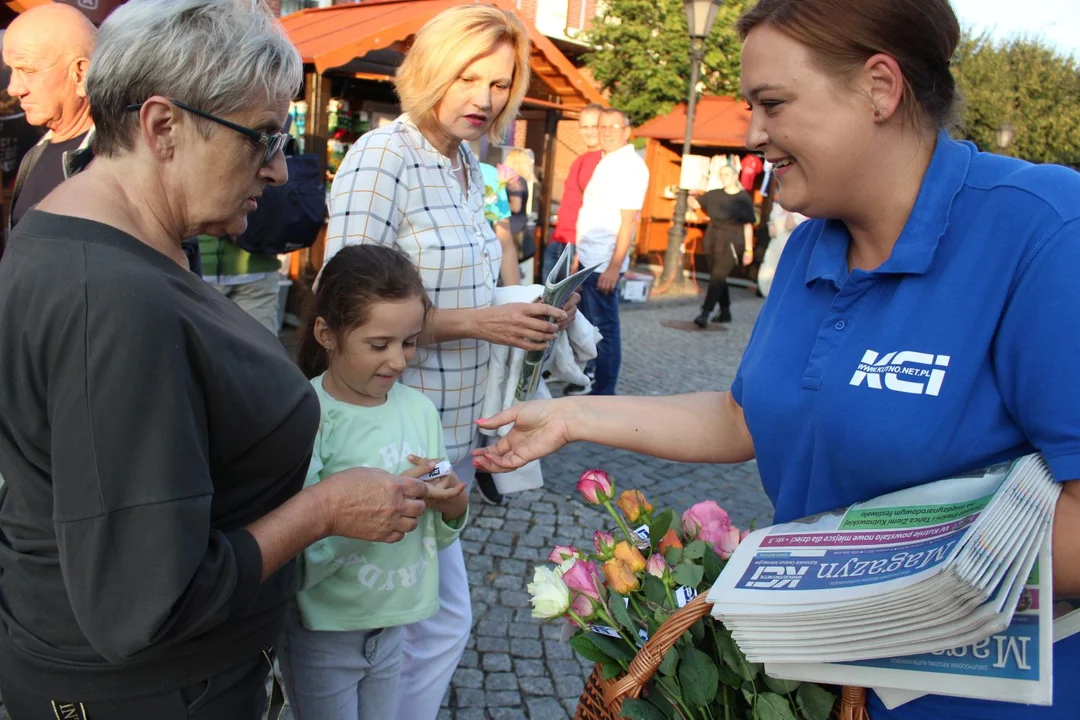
xmin=732 ymin=131 xmax=1080 ymax=719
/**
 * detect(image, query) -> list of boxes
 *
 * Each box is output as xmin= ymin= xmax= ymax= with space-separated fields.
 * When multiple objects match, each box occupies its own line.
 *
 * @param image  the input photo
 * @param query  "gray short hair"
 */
xmin=87 ymin=0 xmax=303 ymax=156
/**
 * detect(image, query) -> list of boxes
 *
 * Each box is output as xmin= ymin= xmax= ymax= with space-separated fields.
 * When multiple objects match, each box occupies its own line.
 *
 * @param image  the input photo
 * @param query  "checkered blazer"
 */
xmin=324 ymin=115 xmax=502 ymax=464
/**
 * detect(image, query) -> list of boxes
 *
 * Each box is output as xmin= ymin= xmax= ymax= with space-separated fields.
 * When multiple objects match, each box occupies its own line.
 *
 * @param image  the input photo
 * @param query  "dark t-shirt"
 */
xmin=11 ymin=132 xmax=87 ymax=228
xmin=0 ymin=113 xmax=43 ymax=189
xmin=698 ymin=188 xmax=755 ymax=226
xmin=0 ymin=211 xmax=319 ymax=700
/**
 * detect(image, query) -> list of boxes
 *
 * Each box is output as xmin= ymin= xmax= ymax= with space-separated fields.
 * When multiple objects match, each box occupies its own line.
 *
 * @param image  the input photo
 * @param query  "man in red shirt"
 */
xmin=542 ymin=103 xmax=604 ymax=281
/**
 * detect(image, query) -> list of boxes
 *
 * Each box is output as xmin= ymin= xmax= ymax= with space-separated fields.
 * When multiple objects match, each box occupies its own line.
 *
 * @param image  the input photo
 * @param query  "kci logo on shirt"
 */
xmin=849 ymin=350 xmax=950 ymax=396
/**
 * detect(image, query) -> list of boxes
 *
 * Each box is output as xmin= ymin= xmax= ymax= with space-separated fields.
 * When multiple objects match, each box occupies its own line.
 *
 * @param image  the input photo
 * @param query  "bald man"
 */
xmin=3 ymin=3 xmax=95 ymax=229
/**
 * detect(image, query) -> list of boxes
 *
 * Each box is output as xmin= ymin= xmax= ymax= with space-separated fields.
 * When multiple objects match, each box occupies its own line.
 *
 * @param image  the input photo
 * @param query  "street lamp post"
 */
xmin=660 ymin=0 xmax=724 ymax=290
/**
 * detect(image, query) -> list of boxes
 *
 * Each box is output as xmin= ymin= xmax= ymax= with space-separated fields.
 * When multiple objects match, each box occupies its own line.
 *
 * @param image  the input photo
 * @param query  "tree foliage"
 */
xmin=952 ymin=32 xmax=1080 ymax=167
xmin=582 ymin=0 xmax=752 ymax=127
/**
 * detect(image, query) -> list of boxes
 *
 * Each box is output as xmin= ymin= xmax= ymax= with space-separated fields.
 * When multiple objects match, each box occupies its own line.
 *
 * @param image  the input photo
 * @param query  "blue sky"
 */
xmin=951 ymin=0 xmax=1080 ymax=58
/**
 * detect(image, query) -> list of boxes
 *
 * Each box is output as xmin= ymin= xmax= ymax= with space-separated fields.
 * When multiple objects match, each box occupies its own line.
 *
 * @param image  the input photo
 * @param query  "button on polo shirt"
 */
xmin=731 ymin=132 xmax=1080 ymax=720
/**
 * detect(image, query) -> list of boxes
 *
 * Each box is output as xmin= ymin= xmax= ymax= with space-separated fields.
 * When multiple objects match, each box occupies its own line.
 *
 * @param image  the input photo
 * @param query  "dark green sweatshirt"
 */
xmin=0 ymin=211 xmax=319 ymax=701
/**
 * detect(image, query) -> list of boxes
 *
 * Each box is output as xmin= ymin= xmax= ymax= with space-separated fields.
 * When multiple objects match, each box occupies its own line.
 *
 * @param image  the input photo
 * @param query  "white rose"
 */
xmin=526 ymin=566 xmax=571 ymax=619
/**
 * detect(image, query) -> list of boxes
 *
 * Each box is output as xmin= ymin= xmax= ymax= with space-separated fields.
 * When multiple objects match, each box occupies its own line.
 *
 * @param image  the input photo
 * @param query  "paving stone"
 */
xmin=482 ymin=652 xmax=513 ymax=672
xmin=548 ymin=659 xmax=584 ymax=678
xmin=544 ymin=639 xmax=575 ymax=660
xmin=510 ymin=638 xmax=544 ymax=658
xmin=489 ymin=709 xmax=527 ymax=720
xmin=487 ymin=690 xmax=522 ymax=707
xmin=497 ymin=558 xmax=528 ymax=576
xmin=455 ymin=711 xmax=487 ymax=720
xmin=476 ymin=516 xmax=505 ymax=529
xmin=436 ymin=709 xmax=453 ymax=720
xmin=513 ymin=658 xmax=546 ymax=676
xmin=526 ymin=696 xmax=571 ymax=719
xmin=488 ymin=529 xmax=516 ymax=546
xmin=477 ymin=635 xmax=511 ymax=652
xmin=486 ymin=543 xmax=512 ymax=558
xmin=505 ymin=508 xmax=532 ymax=521
xmin=476 ymin=618 xmax=510 ymax=637
xmin=462 ymin=526 xmax=492 ymax=542
xmin=502 ymin=520 xmax=530 ymax=533
xmin=493 ymin=574 xmax=525 ymax=590
xmin=519 ymin=675 xmax=555 ymax=696
xmin=452 ymin=667 xmax=484 ymax=689
xmin=508 ymin=621 xmax=540 ymax=639
xmin=552 ymin=673 xmax=585 ymax=699
xmin=485 ymin=672 xmax=519 ymax=691
xmin=455 ymin=688 xmax=486 ymax=707
xmin=499 ymin=590 xmax=531 ymax=608
xmin=458 ymin=649 xmax=479 ymax=668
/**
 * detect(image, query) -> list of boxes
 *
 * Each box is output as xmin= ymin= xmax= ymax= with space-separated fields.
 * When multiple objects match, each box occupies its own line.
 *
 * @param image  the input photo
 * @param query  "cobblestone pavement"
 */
xmin=438 ymin=284 xmax=773 ymax=720
xmin=0 ymin=284 xmax=770 ymax=720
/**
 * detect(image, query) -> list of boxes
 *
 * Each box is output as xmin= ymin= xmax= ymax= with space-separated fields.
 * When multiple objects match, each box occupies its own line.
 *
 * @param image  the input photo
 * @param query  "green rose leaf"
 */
xmin=703 ymin=546 xmax=725 ymax=585
xmin=588 ymin=630 xmax=637 ymax=662
xmin=619 ymin=698 xmax=668 ymax=720
xmin=609 ymin=593 xmax=639 ymax=637
xmin=569 ymin=633 xmax=616 ymax=665
xmin=753 ymin=692 xmax=798 ymax=720
xmin=683 ymin=540 xmax=707 ymax=560
xmin=664 ymin=547 xmax=684 ymax=565
xmin=648 ymin=509 xmax=675 ymax=550
xmin=672 ymin=562 xmax=704 ymax=588
xmin=689 ymin=619 xmax=706 ymax=645
xmin=643 ymin=574 xmax=668 ymax=605
xmin=763 ymin=675 xmax=801 ymax=695
xmin=716 ymin=664 xmax=745 ymax=688
xmin=659 ymin=646 xmax=679 ymax=676
xmin=646 ymin=690 xmax=677 ymax=719
xmin=602 ymin=662 xmax=623 ymax=680
xmin=796 ymin=683 xmax=837 ymax=720
xmin=714 ymin=629 xmax=760 ymax=683
xmin=678 ymin=647 xmax=719 ymax=707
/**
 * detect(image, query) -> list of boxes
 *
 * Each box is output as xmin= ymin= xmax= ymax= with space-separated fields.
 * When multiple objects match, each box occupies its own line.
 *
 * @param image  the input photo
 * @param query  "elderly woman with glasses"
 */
xmin=0 ymin=2 xmax=434 ymax=718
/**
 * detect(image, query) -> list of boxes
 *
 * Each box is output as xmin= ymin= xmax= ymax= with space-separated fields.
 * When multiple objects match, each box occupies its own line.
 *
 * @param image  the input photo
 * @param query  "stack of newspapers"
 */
xmin=706 ymin=454 xmax=1063 ymax=706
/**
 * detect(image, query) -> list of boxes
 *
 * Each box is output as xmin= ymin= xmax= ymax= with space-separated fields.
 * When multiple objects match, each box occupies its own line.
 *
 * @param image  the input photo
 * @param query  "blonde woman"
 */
xmin=321 ymin=7 xmax=576 ymax=717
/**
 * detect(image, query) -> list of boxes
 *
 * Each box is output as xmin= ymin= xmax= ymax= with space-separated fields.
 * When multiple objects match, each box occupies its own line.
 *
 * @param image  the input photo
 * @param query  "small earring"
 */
xmin=873 ymin=106 xmax=883 ymax=118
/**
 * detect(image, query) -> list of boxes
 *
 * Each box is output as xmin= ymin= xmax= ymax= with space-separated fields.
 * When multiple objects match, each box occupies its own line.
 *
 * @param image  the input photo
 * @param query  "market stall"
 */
xmin=280 ymin=0 xmax=605 ymax=281
xmin=632 ymin=96 xmax=762 ymax=269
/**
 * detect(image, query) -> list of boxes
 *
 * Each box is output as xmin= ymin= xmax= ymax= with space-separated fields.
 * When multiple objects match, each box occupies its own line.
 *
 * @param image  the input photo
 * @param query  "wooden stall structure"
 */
xmin=280 ymin=0 xmax=605 ymax=279
xmin=632 ymin=96 xmax=753 ymax=266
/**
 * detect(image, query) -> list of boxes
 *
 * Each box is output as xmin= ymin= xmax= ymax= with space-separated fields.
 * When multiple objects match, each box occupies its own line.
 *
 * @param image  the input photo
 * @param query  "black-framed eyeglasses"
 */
xmin=125 ymin=98 xmax=289 ymax=166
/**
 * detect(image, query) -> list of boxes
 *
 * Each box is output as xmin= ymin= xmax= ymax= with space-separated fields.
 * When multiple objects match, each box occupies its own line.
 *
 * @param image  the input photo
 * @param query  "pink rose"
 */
xmin=593 ymin=530 xmax=616 ymax=560
xmin=646 ymin=553 xmax=667 ymax=579
xmin=715 ymin=525 xmax=742 ymax=559
xmin=548 ymin=545 xmax=579 ymax=564
xmin=568 ymin=592 xmax=595 ymax=623
xmin=562 ymin=559 xmax=602 ymax=601
xmin=682 ymin=501 xmax=733 ymax=550
xmin=577 ymin=469 xmax=615 ymax=504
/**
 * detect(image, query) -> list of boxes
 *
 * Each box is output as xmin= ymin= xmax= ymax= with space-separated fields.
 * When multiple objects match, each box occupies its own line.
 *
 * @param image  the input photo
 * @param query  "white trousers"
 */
xmin=392 ymin=459 xmax=475 ymax=720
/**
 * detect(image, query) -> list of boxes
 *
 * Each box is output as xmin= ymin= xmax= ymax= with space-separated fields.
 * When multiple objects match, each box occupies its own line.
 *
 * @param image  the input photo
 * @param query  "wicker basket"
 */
xmin=573 ymin=594 xmax=869 ymax=720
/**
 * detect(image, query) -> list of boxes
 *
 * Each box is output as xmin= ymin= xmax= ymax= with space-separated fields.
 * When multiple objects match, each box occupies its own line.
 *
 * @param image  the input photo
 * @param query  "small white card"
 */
xmin=675 ymin=586 xmax=698 ymax=608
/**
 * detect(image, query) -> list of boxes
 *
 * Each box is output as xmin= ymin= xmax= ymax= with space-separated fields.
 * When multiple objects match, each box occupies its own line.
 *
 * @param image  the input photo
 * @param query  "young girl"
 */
xmin=280 ymin=244 xmax=469 ymax=720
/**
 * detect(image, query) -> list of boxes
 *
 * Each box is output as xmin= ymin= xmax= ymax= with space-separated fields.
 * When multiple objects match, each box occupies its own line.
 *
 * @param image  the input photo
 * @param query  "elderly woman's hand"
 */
xmin=477 ymin=302 xmax=568 ymax=351
xmin=317 ymin=467 xmax=430 ymax=544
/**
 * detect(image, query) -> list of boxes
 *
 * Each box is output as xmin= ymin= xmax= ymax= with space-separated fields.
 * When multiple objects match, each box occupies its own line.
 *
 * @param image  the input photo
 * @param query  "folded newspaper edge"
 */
xmin=514 ymin=244 xmax=601 ymax=403
xmin=706 ymin=454 xmax=1065 ymax=706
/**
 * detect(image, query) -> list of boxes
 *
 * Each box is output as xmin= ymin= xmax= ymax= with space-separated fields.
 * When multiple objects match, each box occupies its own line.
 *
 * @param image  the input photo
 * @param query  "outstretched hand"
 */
xmin=471 ymin=399 xmax=573 ymax=472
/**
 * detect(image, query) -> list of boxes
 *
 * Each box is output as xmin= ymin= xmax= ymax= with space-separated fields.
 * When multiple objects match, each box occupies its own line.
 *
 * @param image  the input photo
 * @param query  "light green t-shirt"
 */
xmin=296 ymin=376 xmax=467 ymax=631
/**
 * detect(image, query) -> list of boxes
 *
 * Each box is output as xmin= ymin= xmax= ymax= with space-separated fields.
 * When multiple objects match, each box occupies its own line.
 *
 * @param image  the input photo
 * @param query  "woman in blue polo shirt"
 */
xmin=472 ymin=0 xmax=1080 ymax=717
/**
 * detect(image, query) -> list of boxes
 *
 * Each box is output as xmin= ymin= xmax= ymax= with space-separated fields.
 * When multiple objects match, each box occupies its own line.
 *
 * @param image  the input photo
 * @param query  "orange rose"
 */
xmin=602 ymin=559 xmax=640 ymax=594
xmin=616 ymin=489 xmax=653 ymax=523
xmin=613 ymin=540 xmax=647 ymax=573
xmin=658 ymin=528 xmax=683 ymax=553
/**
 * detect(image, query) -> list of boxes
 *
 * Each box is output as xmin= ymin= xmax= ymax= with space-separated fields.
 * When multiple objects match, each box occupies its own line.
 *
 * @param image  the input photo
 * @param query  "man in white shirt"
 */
xmin=574 ymin=107 xmax=650 ymax=395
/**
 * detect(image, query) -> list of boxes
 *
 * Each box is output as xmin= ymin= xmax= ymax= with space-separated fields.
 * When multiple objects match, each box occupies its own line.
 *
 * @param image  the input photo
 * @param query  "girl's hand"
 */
xmin=401 ymin=456 xmax=440 ymax=479
xmin=476 ymin=302 xmax=566 ymax=351
xmin=425 ymin=472 xmax=468 ymax=521
xmin=472 ymin=399 xmax=573 ymax=472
